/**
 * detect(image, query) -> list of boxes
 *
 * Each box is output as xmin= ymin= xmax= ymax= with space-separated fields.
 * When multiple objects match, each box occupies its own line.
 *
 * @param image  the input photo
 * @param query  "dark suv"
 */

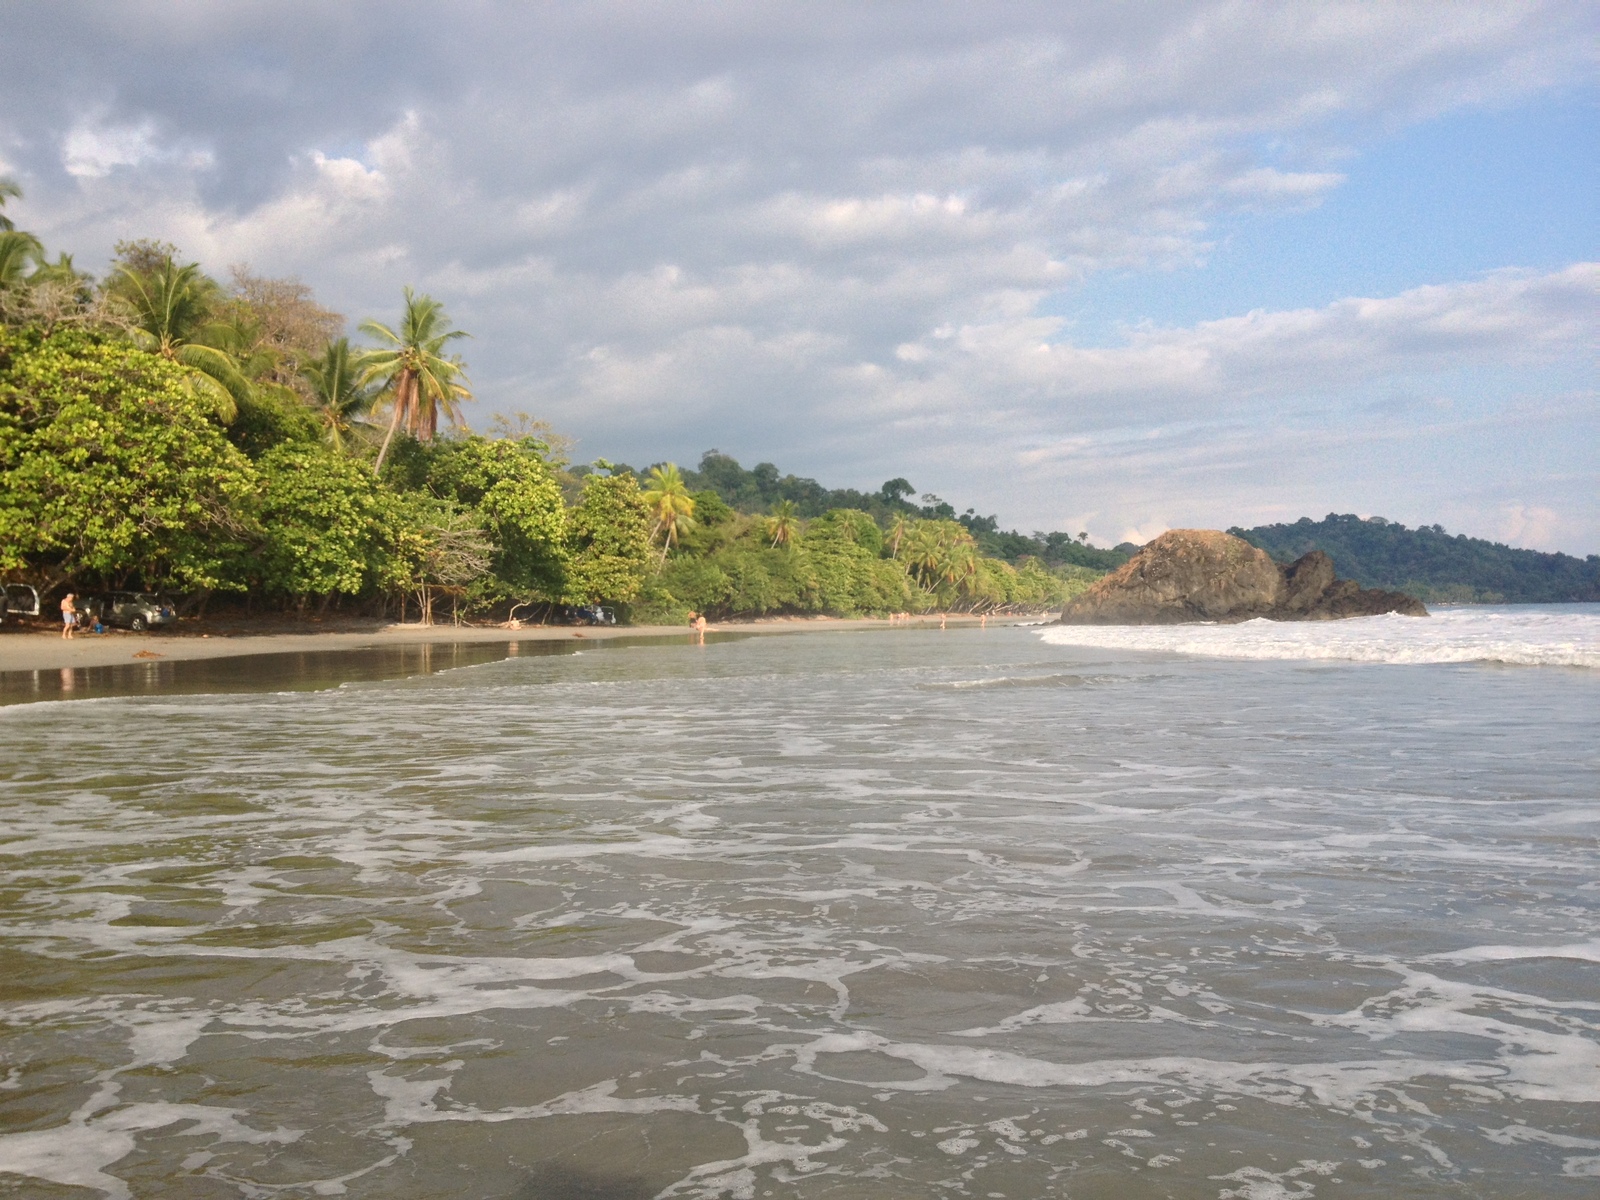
xmin=565 ymin=604 xmax=616 ymax=626
xmin=93 ymin=592 xmax=177 ymax=632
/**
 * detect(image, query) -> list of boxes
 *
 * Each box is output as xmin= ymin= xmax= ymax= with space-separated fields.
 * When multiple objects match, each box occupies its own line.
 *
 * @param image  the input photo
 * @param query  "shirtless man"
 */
xmin=60 ymin=592 xmax=78 ymax=639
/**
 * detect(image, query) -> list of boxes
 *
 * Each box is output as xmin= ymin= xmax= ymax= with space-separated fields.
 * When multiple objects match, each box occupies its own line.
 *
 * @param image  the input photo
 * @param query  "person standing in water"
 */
xmin=60 ymin=592 xmax=78 ymax=639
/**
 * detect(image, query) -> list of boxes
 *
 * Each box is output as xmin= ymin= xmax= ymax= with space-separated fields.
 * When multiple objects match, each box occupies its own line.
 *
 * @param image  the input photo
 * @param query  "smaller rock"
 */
xmin=1279 ymin=550 xmax=1335 ymax=614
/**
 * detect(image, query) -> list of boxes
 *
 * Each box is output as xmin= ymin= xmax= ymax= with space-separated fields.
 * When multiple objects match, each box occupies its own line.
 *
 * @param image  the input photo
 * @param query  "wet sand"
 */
xmin=0 ymin=613 xmax=1004 ymax=673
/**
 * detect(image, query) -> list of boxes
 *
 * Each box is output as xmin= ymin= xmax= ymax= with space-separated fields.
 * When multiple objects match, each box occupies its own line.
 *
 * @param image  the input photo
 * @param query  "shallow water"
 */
xmin=1 ymin=615 xmax=1597 ymax=1198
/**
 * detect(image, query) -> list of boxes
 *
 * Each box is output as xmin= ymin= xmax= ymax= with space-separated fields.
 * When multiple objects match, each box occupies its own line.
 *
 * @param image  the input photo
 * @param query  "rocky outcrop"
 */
xmin=1058 ymin=530 xmax=1427 ymax=624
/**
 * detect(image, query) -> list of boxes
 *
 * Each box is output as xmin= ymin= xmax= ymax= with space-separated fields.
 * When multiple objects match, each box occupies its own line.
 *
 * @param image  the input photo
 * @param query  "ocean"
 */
xmin=1 ymin=606 xmax=1596 ymax=1198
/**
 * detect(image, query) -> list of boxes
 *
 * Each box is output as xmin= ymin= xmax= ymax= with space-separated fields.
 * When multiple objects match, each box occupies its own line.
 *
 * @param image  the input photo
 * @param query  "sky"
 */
xmin=2 ymin=1 xmax=1595 ymax=552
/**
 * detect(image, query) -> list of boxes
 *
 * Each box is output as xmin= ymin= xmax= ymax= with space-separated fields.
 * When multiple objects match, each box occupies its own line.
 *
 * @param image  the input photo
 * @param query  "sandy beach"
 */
xmin=0 ymin=613 xmax=1005 ymax=673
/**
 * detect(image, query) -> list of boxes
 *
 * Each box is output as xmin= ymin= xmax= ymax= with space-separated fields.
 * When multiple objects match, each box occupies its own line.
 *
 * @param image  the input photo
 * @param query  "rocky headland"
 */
xmin=1058 ymin=529 xmax=1428 ymax=624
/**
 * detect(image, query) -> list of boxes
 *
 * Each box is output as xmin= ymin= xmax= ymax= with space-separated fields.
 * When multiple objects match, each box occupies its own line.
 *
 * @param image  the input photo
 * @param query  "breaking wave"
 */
xmin=1038 ymin=605 xmax=1600 ymax=667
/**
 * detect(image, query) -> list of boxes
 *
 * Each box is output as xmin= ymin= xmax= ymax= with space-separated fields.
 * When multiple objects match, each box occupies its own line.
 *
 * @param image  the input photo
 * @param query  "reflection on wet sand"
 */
xmin=1 ymin=633 xmax=747 ymax=706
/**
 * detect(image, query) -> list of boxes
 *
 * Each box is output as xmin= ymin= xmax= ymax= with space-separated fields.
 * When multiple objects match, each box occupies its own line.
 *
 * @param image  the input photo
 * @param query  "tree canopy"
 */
xmin=1233 ymin=514 xmax=1600 ymax=603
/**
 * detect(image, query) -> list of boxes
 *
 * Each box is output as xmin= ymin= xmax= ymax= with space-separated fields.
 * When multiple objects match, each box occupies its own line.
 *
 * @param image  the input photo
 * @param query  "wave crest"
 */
xmin=1038 ymin=607 xmax=1600 ymax=667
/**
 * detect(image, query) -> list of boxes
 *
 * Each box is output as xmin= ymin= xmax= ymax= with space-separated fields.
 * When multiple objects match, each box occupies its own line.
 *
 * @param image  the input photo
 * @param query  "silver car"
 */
xmin=95 ymin=591 xmax=177 ymax=632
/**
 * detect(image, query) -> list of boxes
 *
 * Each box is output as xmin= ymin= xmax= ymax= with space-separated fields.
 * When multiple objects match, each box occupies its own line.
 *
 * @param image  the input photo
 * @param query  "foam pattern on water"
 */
xmin=1 ymin=625 xmax=1597 ymax=1197
xmin=1040 ymin=604 xmax=1600 ymax=667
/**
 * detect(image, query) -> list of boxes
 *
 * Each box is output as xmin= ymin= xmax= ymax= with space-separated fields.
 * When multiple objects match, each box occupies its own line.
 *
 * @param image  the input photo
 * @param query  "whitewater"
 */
xmin=1040 ymin=603 xmax=1600 ymax=667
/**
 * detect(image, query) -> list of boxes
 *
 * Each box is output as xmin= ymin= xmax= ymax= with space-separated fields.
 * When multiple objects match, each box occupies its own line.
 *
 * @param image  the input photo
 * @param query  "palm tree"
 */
xmin=886 ymin=512 xmax=911 ymax=558
xmin=641 ymin=463 xmax=696 ymax=562
xmin=359 ymin=288 xmax=472 ymax=475
xmin=0 ymin=231 xmax=43 ymax=288
xmin=30 ymin=251 xmax=89 ymax=291
xmin=942 ymin=540 xmax=980 ymax=599
xmin=113 ymin=260 xmax=253 ymax=422
xmin=303 ymin=337 xmax=380 ymax=450
xmin=0 ymin=177 xmax=21 ymax=232
xmin=901 ymin=523 xmax=945 ymax=592
xmin=765 ymin=499 xmax=801 ymax=548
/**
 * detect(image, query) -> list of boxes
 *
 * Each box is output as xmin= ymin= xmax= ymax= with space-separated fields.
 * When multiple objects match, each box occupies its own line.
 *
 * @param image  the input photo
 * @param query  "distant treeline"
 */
xmin=1232 ymin=514 xmax=1600 ymax=604
xmin=598 ymin=450 xmax=1130 ymax=572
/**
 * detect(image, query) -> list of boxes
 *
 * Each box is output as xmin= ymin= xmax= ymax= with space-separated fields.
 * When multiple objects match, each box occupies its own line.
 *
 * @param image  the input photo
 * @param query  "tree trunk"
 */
xmin=372 ymin=370 xmax=414 ymax=476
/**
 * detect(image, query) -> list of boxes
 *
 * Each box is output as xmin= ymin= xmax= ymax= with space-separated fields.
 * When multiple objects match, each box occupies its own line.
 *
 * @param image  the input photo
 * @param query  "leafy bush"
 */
xmin=256 ymin=442 xmax=389 ymax=606
xmin=0 ymin=328 xmax=258 ymax=589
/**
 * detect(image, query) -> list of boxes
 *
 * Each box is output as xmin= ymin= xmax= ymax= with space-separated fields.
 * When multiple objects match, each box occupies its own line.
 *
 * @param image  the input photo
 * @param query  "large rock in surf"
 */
xmin=1058 ymin=529 xmax=1427 ymax=624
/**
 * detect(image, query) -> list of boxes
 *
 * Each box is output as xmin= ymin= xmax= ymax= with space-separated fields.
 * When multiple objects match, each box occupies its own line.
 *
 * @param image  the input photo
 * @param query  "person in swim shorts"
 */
xmin=60 ymin=592 xmax=78 ymax=639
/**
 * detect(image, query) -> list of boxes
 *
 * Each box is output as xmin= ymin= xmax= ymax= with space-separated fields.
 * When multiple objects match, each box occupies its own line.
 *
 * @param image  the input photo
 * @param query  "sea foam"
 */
xmin=1038 ymin=604 xmax=1600 ymax=667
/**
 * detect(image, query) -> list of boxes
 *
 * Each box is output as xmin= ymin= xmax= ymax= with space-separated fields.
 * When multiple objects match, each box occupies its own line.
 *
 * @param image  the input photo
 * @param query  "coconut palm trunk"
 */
xmin=372 ymin=369 xmax=416 ymax=475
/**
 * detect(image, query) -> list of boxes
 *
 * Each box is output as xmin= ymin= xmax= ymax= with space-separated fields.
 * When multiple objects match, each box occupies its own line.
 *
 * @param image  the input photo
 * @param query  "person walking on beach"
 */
xmin=60 ymin=592 xmax=78 ymax=639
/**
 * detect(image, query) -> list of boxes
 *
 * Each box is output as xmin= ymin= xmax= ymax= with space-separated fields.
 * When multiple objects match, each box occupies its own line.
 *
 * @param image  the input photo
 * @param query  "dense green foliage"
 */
xmin=615 ymin=449 xmax=1131 ymax=570
xmin=1233 ymin=514 xmax=1600 ymax=603
xmin=566 ymin=471 xmax=654 ymax=605
xmin=255 ymin=443 xmax=392 ymax=607
xmin=389 ymin=435 xmax=568 ymax=601
xmin=0 ymin=325 xmax=612 ymax=616
xmin=0 ymin=328 xmax=257 ymax=588
xmin=0 ymin=321 xmax=1083 ymax=621
xmin=0 ymin=200 xmax=1097 ymax=622
xmin=972 ymin=528 xmax=1131 ymax=571
xmin=637 ymin=506 xmax=1095 ymax=623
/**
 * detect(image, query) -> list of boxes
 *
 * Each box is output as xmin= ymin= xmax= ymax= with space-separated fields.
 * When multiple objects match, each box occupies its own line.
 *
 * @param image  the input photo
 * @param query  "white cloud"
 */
xmin=1222 ymin=167 xmax=1346 ymax=200
xmin=888 ymin=264 xmax=1600 ymax=419
xmin=61 ymin=120 xmax=158 ymax=177
xmin=1499 ymin=504 xmax=1562 ymax=548
xmin=1 ymin=1 xmax=1594 ymax=549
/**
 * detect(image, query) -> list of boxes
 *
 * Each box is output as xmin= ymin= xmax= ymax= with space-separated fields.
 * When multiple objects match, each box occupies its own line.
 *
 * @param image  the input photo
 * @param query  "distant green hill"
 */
xmin=613 ymin=450 xmax=1130 ymax=571
xmin=1230 ymin=514 xmax=1600 ymax=604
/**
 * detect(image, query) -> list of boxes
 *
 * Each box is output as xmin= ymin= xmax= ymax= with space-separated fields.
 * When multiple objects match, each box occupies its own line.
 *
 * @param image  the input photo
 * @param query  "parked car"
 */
xmin=0 ymin=583 xmax=40 ymax=627
xmin=543 ymin=603 xmax=618 ymax=626
xmin=506 ymin=602 xmax=618 ymax=627
xmin=569 ymin=604 xmax=616 ymax=626
xmin=92 ymin=592 xmax=177 ymax=632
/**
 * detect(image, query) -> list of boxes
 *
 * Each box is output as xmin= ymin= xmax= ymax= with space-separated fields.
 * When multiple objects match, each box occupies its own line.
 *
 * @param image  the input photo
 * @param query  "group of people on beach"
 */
xmin=681 ymin=611 xmax=984 ymax=640
xmin=887 ymin=611 xmax=982 ymax=629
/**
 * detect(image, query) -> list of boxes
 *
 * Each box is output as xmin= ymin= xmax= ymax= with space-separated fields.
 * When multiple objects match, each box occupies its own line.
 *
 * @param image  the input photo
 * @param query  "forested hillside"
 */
xmin=1231 ymin=514 xmax=1600 ymax=603
xmin=617 ymin=450 xmax=1130 ymax=571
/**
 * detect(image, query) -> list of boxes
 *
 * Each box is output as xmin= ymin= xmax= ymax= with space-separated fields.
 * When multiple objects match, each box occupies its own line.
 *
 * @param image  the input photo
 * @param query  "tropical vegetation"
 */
xmin=0 ymin=182 xmax=1107 ymax=624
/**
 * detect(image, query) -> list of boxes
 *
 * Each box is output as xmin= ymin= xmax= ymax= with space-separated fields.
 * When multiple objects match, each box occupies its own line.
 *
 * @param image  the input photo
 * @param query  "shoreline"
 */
xmin=0 ymin=613 xmax=1027 ymax=674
